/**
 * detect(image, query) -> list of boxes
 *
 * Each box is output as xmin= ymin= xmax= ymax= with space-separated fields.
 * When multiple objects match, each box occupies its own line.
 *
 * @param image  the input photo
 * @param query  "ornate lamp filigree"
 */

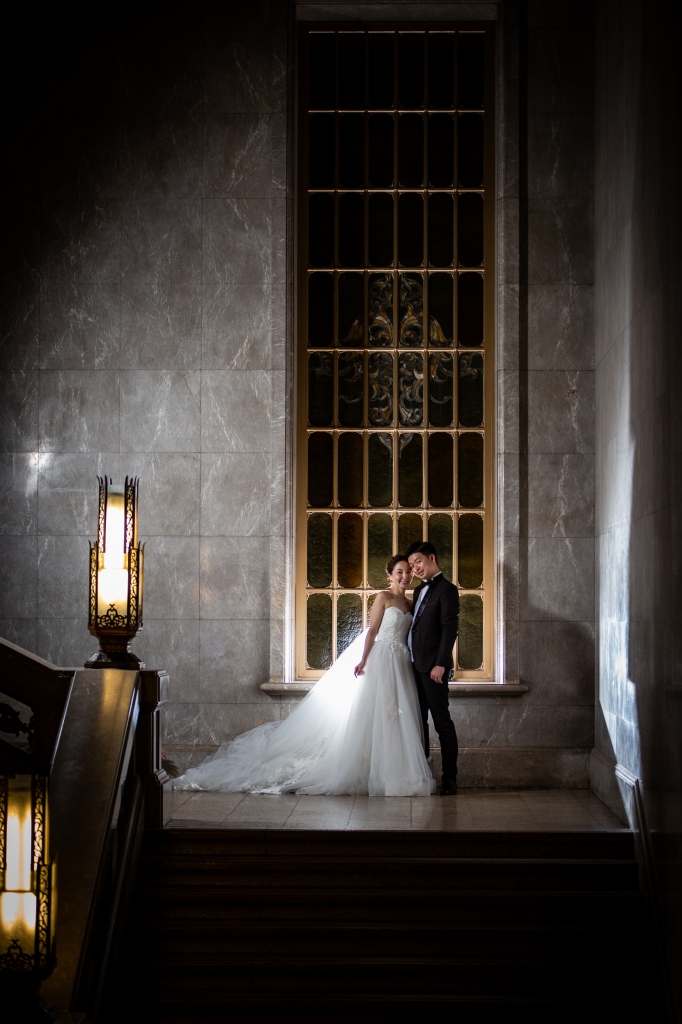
xmin=0 ymin=775 xmax=56 ymax=984
xmin=86 ymin=476 xmax=145 ymax=669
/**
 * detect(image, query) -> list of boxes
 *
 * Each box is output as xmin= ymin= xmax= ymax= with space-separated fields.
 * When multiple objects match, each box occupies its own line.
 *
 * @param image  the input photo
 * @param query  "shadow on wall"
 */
xmin=595 ymin=0 xmax=682 ymax=1016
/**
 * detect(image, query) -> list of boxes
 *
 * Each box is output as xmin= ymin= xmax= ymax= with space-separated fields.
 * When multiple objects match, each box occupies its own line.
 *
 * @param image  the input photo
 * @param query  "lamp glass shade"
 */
xmin=97 ymin=487 xmax=128 ymax=617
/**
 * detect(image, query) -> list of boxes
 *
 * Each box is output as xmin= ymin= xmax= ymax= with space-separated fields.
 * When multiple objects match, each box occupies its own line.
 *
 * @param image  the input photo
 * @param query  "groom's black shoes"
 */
xmin=440 ymin=777 xmax=457 ymax=796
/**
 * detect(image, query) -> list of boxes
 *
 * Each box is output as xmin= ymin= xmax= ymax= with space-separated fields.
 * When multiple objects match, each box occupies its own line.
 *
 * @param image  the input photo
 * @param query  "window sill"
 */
xmin=261 ymin=682 xmax=528 ymax=697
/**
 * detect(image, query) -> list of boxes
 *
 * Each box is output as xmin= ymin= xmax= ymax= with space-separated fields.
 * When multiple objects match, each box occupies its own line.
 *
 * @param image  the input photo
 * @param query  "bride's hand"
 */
xmin=354 ymin=662 xmax=365 ymax=677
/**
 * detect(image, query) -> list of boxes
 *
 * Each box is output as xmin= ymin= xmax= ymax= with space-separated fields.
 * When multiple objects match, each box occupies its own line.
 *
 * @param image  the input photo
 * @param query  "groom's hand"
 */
xmin=430 ymin=665 xmax=446 ymax=684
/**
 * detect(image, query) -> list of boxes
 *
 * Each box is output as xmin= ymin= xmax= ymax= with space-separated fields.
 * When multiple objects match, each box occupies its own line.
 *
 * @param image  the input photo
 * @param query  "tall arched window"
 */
xmin=297 ymin=24 xmax=495 ymax=680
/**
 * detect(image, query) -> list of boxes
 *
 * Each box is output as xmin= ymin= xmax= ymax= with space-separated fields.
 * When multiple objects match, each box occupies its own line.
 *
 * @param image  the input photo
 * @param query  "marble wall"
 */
xmin=0 ymin=0 xmax=597 ymax=782
xmin=0 ymin=2 xmax=290 ymax=748
xmin=495 ymin=0 xmax=595 ymax=769
xmin=592 ymin=0 xmax=682 ymax=1005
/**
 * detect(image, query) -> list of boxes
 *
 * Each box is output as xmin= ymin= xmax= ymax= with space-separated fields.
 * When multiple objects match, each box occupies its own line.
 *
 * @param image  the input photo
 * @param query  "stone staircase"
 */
xmin=122 ymin=827 xmax=658 ymax=1022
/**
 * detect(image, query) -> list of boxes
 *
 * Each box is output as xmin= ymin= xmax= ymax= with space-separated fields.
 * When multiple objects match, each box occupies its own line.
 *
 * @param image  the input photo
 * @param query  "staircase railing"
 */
xmin=0 ymin=638 xmax=171 ymax=1022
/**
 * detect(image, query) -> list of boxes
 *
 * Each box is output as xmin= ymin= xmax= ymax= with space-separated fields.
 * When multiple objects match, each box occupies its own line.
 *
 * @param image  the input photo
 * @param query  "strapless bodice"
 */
xmin=375 ymin=605 xmax=412 ymax=648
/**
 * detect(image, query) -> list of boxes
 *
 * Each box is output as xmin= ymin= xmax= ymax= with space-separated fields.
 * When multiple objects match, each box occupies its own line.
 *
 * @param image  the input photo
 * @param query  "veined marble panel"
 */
xmin=120 ymin=370 xmax=201 ymax=453
xmin=121 ymin=200 xmax=202 ymax=369
xmin=201 ymin=452 xmax=271 ymax=537
xmin=528 ymin=370 xmax=594 ymax=454
xmin=39 ymin=370 xmax=119 ymax=453
xmin=522 ymin=536 xmax=594 ymax=622
xmin=142 ymin=536 xmax=200 ymax=620
xmin=200 ymin=536 xmax=270 ymax=620
xmin=527 ymin=454 xmax=594 ymax=537
xmin=202 ymin=199 xmax=272 ymax=370
xmin=0 ymin=454 xmax=38 ymax=535
xmin=201 ymin=370 xmax=272 ymax=453
xmin=120 ymin=115 xmax=203 ymax=199
xmin=199 ymin=619 xmax=270 ymax=702
xmin=40 ymin=282 xmax=121 ymax=370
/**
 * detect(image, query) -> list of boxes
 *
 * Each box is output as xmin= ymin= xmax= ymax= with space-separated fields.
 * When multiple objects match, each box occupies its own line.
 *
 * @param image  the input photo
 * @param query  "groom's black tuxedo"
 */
xmin=410 ymin=573 xmax=460 ymax=673
xmin=409 ymin=573 xmax=460 ymax=783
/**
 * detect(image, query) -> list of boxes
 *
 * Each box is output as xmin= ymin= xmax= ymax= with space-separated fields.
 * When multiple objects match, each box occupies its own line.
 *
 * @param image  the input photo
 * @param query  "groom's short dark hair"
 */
xmin=405 ymin=540 xmax=437 ymax=560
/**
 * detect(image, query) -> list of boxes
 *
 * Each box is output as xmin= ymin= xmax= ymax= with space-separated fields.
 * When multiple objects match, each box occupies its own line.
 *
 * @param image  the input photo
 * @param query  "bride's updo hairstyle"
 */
xmin=385 ymin=554 xmax=409 ymax=577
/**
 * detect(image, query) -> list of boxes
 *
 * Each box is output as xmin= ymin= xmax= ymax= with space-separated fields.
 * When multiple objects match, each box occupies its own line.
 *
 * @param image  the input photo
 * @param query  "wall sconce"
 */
xmin=86 ymin=476 xmax=145 ymax=670
xmin=0 ymin=775 xmax=56 ymax=983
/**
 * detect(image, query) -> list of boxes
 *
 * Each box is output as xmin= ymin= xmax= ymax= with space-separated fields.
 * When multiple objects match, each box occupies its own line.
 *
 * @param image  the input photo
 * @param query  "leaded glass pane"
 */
xmin=307 ymin=513 xmax=332 ymax=588
xmin=307 ymin=593 xmax=332 ymax=669
xmin=337 ymin=513 xmax=363 ymax=588
xmin=368 ymin=512 xmax=393 ymax=587
xmin=458 ymin=113 xmax=484 ymax=188
xmin=399 ymin=353 xmax=423 ymax=427
xmin=398 ymin=33 xmax=424 ymax=109
xmin=368 ymin=34 xmax=394 ymax=109
xmin=428 ymin=432 xmax=454 ymax=507
xmin=309 ymin=34 xmax=335 ymax=109
xmin=398 ymin=512 xmax=422 ymax=554
xmin=338 ymin=352 xmax=364 ymax=427
xmin=309 ymin=114 xmax=334 ymax=187
xmin=369 ymin=114 xmax=394 ymax=187
xmin=308 ymin=353 xmax=333 ymax=426
xmin=459 ymin=352 xmax=483 ymax=427
xmin=399 ymin=114 xmax=424 ymax=188
xmin=399 ymin=273 xmax=423 ymax=346
xmin=337 ymin=593 xmax=363 ymax=655
xmin=338 ymin=432 xmax=363 ymax=507
xmin=428 ymin=113 xmax=454 ymax=187
xmin=309 ymin=193 xmax=334 ymax=267
xmin=368 ymin=433 xmax=393 ymax=507
xmin=428 ymin=193 xmax=454 ymax=267
xmin=458 ymin=593 xmax=483 ymax=670
xmin=458 ymin=513 xmax=483 ymax=588
xmin=369 ymin=274 xmax=393 ymax=347
xmin=458 ymin=192 xmax=484 ymax=267
xmin=339 ymin=193 xmax=364 ymax=266
xmin=308 ymin=432 xmax=333 ymax=507
xmin=399 ymin=432 xmax=423 ymax=507
xmin=308 ymin=272 xmax=333 ymax=347
xmin=458 ymin=432 xmax=484 ymax=507
xmin=428 ymin=33 xmax=454 ymax=108
xmin=429 ymin=352 xmax=454 ymax=427
xmin=338 ymin=273 xmax=364 ymax=347
xmin=429 ymin=274 xmax=453 ymax=346
xmin=339 ymin=114 xmax=364 ymax=188
xmin=399 ymin=193 xmax=423 ymax=266
xmin=368 ymin=194 xmax=394 ymax=267
xmin=457 ymin=33 xmax=484 ymax=109
xmin=458 ymin=272 xmax=484 ymax=346
xmin=369 ymin=352 xmax=393 ymax=426
xmin=428 ymin=513 xmax=454 ymax=582
xmin=339 ymin=33 xmax=365 ymax=108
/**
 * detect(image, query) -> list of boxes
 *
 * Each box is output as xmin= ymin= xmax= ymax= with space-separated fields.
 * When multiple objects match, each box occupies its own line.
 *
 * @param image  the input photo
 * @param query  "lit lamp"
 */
xmin=86 ymin=476 xmax=145 ymax=669
xmin=0 ymin=775 xmax=56 ymax=986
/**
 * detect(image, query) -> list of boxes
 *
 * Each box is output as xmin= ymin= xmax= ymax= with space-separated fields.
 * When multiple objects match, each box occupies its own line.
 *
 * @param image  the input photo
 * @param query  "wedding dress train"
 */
xmin=174 ymin=605 xmax=435 ymax=797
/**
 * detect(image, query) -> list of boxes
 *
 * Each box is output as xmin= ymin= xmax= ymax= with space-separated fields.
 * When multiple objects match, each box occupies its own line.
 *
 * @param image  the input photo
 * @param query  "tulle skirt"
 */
xmin=174 ymin=630 xmax=435 ymax=797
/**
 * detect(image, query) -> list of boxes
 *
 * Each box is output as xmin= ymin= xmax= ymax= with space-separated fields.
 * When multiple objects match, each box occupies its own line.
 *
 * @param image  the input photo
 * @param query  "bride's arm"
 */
xmin=354 ymin=595 xmax=386 ymax=676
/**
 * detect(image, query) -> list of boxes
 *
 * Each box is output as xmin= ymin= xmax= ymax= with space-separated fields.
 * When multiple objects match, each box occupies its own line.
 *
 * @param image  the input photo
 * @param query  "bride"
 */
xmin=174 ymin=555 xmax=435 ymax=797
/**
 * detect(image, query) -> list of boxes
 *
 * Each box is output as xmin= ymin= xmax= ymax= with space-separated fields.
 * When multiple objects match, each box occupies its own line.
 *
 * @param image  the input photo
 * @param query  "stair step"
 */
xmin=139 ymin=856 xmax=639 ymax=892
xmin=141 ymin=955 xmax=607 ymax=997
xmin=134 ymin=886 xmax=640 ymax=925
xmin=134 ymin=920 xmax=629 ymax=959
xmin=146 ymin=827 xmax=634 ymax=861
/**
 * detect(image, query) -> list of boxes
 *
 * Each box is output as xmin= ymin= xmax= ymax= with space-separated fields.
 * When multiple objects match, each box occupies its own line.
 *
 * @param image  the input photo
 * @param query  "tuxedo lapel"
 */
xmin=412 ymin=574 xmax=442 ymax=629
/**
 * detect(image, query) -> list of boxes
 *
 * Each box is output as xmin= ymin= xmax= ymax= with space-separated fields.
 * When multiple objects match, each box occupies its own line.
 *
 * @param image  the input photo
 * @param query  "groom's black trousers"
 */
xmin=412 ymin=667 xmax=459 ymax=781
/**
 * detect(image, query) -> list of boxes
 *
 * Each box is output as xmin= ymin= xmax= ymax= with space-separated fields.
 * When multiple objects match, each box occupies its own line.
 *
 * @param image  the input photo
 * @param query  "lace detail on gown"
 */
xmin=174 ymin=604 xmax=435 ymax=797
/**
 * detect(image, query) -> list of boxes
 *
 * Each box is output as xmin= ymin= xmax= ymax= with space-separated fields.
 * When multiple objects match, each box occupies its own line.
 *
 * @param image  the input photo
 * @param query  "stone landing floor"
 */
xmin=168 ymin=789 xmax=626 ymax=832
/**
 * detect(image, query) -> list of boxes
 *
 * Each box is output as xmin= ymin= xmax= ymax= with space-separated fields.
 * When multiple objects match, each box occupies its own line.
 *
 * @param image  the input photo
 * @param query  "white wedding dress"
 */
xmin=174 ymin=605 xmax=435 ymax=797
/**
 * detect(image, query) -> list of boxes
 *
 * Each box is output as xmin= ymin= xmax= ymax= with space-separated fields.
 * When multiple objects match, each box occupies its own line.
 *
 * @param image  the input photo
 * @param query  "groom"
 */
xmin=406 ymin=541 xmax=460 ymax=795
